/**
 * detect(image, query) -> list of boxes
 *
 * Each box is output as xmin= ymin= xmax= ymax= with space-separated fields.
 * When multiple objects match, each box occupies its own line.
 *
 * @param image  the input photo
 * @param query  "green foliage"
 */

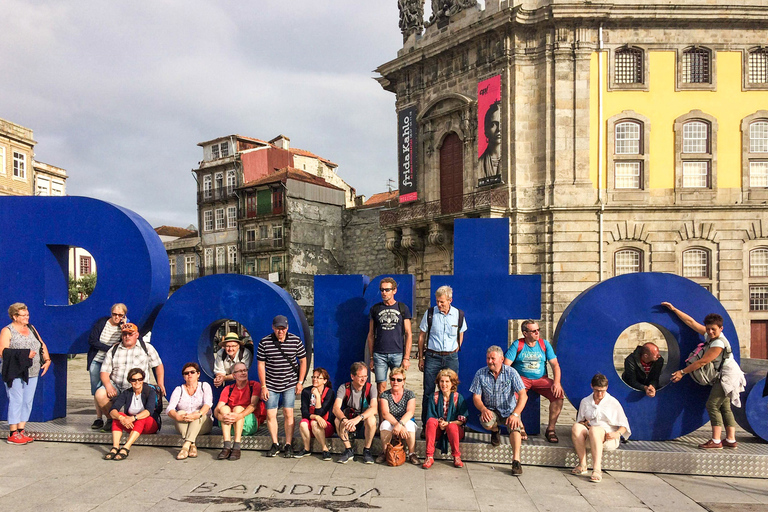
xmin=69 ymin=272 xmax=97 ymax=304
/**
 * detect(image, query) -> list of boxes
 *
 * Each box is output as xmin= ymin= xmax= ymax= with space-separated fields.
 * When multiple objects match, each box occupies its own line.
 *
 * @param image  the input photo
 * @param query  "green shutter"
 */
xmin=257 ymin=189 xmax=272 ymax=215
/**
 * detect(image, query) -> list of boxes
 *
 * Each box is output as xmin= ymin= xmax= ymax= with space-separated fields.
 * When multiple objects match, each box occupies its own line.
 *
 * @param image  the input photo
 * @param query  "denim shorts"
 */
xmin=265 ymin=387 xmax=296 ymax=410
xmin=89 ymin=359 xmax=104 ymax=395
xmin=372 ymin=352 xmax=404 ymax=383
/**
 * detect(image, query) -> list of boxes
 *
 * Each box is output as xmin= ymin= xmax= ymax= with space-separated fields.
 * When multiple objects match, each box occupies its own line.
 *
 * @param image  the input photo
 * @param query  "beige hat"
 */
xmin=218 ymin=332 xmax=244 ymax=348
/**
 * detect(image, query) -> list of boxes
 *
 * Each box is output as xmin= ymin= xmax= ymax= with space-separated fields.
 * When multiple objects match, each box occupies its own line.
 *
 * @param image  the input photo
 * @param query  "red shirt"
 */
xmin=220 ymin=380 xmax=260 ymax=408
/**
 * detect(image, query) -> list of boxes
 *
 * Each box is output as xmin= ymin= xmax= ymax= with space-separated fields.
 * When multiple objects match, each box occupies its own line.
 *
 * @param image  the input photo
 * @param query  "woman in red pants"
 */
xmin=104 ymin=367 xmax=160 ymax=460
xmin=422 ymin=368 xmax=468 ymax=469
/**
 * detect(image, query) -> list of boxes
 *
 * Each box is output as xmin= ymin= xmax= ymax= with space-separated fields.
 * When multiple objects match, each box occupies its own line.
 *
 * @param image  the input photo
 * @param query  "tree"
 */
xmin=69 ymin=272 xmax=97 ymax=304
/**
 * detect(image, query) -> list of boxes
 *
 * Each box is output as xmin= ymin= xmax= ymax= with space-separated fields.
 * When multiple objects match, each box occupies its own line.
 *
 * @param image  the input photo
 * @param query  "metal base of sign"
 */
xmin=3 ymin=419 xmax=766 ymax=478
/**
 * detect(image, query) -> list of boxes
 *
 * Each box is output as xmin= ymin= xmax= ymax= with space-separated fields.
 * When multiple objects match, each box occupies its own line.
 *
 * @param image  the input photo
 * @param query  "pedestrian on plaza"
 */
xmin=95 ymin=322 xmax=165 ymax=432
xmin=296 ymin=367 xmax=335 ymax=459
xmin=503 ymin=319 xmax=564 ymax=442
xmin=378 ymin=366 xmax=420 ymax=465
xmin=368 ymin=277 xmax=412 ymax=395
xmin=86 ymin=303 xmax=128 ymax=430
xmin=622 ymin=342 xmax=664 ymax=397
xmin=167 ymin=362 xmax=213 ymax=460
xmin=470 ymin=345 xmax=527 ymax=476
xmin=213 ymin=332 xmax=253 ymax=388
xmin=422 ymin=368 xmax=468 ymax=469
xmin=663 ymin=302 xmax=746 ymax=449
xmin=214 ymin=362 xmax=262 ymax=461
xmin=333 ymin=362 xmax=378 ymax=464
xmin=418 ymin=285 xmax=467 ymax=435
xmin=257 ymin=315 xmax=307 ymax=458
xmin=571 ymin=373 xmax=631 ymax=482
xmin=1 ymin=303 xmax=51 ymax=445
xmin=104 ymin=367 xmax=161 ymax=460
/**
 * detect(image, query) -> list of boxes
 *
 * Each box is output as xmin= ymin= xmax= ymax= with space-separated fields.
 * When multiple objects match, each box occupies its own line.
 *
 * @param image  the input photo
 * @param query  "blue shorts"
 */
xmin=372 ymin=352 xmax=404 ymax=383
xmin=266 ymin=387 xmax=296 ymax=410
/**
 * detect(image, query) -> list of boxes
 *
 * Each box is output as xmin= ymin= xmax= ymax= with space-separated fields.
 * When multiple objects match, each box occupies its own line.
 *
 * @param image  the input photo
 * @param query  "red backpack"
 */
xmin=343 ymin=381 xmax=372 ymax=418
xmin=510 ymin=338 xmax=547 ymax=362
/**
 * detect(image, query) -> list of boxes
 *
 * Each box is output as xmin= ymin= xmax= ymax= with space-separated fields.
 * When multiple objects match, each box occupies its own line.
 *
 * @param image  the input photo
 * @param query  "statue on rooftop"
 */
xmin=426 ymin=0 xmax=477 ymax=27
xmin=398 ymin=0 xmax=424 ymax=42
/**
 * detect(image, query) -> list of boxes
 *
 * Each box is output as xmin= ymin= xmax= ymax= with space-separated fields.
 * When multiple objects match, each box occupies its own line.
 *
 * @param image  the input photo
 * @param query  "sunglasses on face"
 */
xmin=183 ymin=370 xmax=197 ymax=376
xmin=112 ymin=313 xmax=125 ymax=318
xmin=525 ymin=329 xmax=540 ymax=333
xmin=390 ymin=377 xmax=404 ymax=382
xmin=380 ymin=288 xmax=393 ymax=292
xmin=129 ymin=378 xmax=144 ymax=383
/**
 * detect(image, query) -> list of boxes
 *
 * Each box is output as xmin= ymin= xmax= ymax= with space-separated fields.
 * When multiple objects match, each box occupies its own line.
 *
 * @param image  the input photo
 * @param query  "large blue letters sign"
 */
xmin=0 ymin=197 xmax=169 ymax=421
xmin=555 ymin=273 xmax=739 ymax=441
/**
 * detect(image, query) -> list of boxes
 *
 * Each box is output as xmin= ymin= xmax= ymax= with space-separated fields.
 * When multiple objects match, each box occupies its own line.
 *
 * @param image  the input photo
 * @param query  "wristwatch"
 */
xmin=511 ymin=412 xmax=520 ymax=417
xmin=133 ymin=415 xmax=138 ymax=421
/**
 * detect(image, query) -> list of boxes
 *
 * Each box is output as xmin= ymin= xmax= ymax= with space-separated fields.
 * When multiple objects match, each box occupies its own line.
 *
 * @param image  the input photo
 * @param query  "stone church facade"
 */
xmin=377 ymin=0 xmax=768 ymax=357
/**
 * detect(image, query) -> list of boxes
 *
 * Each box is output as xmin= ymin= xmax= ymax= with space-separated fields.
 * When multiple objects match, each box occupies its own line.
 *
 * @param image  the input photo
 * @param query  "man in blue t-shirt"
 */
xmin=503 ymin=320 xmax=564 ymax=443
xmin=367 ymin=277 xmax=412 ymax=394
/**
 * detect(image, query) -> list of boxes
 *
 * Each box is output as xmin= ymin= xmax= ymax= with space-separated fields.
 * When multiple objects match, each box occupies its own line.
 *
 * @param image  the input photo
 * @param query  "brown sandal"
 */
xmin=545 ymin=428 xmax=559 ymax=443
xmin=520 ymin=427 xmax=528 ymax=441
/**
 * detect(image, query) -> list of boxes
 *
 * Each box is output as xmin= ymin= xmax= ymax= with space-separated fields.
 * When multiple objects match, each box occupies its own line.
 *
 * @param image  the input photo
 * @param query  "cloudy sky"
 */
xmin=1 ymin=1 xmax=413 ymax=228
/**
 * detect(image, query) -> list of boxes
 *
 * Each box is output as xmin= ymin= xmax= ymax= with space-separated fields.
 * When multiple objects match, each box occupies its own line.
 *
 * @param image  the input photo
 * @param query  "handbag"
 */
xmin=384 ymin=437 xmax=406 ymax=467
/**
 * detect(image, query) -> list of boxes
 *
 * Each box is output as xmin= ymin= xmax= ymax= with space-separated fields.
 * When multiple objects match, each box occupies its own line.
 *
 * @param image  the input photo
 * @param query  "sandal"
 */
xmin=545 ymin=428 xmax=559 ymax=443
xmin=103 ymin=447 xmax=119 ymax=460
xmin=114 ymin=447 xmax=130 ymax=461
xmin=571 ymin=465 xmax=588 ymax=475
xmin=590 ymin=470 xmax=602 ymax=483
xmin=520 ymin=427 xmax=528 ymax=441
xmin=176 ymin=448 xmax=189 ymax=460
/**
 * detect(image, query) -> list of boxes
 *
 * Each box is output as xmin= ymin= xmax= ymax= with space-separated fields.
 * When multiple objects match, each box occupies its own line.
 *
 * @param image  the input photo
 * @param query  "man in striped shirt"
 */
xmin=257 ymin=315 xmax=307 ymax=458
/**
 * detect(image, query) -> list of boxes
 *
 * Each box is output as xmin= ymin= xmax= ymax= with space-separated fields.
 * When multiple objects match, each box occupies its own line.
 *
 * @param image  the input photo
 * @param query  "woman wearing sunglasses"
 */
xmin=167 ymin=362 xmax=213 ymax=460
xmin=86 ymin=303 xmax=128 ymax=431
xmin=296 ymin=367 xmax=335 ymax=459
xmin=104 ymin=367 xmax=161 ymax=460
xmin=378 ymin=366 xmax=419 ymax=465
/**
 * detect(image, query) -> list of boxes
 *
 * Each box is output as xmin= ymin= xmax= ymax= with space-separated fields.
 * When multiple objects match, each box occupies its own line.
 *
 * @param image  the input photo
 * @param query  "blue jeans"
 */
xmin=4 ymin=376 xmax=38 ymax=425
xmin=372 ymin=352 xmax=404 ymax=383
xmin=88 ymin=359 xmax=104 ymax=395
xmin=421 ymin=352 xmax=459 ymax=425
xmin=265 ymin=387 xmax=296 ymax=410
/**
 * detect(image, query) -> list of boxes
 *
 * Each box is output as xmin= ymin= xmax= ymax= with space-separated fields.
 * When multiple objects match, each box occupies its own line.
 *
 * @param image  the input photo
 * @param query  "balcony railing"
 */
xmin=200 ymin=265 xmax=239 ymax=276
xmin=197 ymin=187 xmax=237 ymax=205
xmin=170 ymin=273 xmax=197 ymax=288
xmin=244 ymin=239 xmax=284 ymax=252
xmin=380 ymin=188 xmax=507 ymax=227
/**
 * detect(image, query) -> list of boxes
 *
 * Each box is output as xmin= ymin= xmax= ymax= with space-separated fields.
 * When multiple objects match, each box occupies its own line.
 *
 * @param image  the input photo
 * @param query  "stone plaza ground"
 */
xmin=1 ymin=356 xmax=767 ymax=512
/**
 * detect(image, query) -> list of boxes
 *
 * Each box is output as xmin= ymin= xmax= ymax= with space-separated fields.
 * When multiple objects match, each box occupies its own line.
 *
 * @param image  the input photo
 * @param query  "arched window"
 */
xmin=615 ymin=47 xmax=643 ymax=84
xmin=750 ymin=248 xmax=768 ymax=277
xmin=614 ymin=248 xmax=642 ymax=275
xmin=683 ymin=121 xmax=709 ymax=154
xmin=439 ymin=133 xmax=464 ymax=215
xmin=675 ymin=113 xmax=716 ymax=194
xmin=682 ymin=248 xmax=710 ymax=278
xmin=683 ymin=47 xmax=711 ymax=84
xmin=615 ymin=121 xmax=641 ymax=154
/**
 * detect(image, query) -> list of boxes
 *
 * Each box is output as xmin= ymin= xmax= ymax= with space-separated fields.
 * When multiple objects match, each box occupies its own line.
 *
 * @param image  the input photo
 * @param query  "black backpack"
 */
xmin=426 ymin=307 xmax=466 ymax=350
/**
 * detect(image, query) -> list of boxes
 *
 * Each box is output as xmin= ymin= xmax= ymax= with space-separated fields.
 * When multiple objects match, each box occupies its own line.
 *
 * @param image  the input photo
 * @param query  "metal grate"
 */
xmin=750 ymin=285 xmax=768 ymax=311
xmin=683 ymin=47 xmax=711 ymax=84
xmin=615 ymin=47 xmax=643 ymax=84
xmin=749 ymin=49 xmax=768 ymax=84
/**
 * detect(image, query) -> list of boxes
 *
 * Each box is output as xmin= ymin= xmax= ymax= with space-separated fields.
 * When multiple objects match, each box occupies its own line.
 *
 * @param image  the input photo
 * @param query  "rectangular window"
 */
xmin=750 ymin=122 xmax=768 ymax=153
xmin=682 ymin=161 xmax=709 ymax=188
xmin=203 ymin=175 xmax=212 ymax=199
xmin=37 ymin=177 xmax=50 ymax=196
xmin=683 ymin=123 xmax=708 ymax=153
xmin=204 ymin=248 xmax=213 ymax=270
xmin=184 ymin=255 xmax=196 ymax=276
xmin=257 ymin=189 xmax=272 ymax=215
xmin=220 ymin=141 xmax=230 ymax=157
xmin=749 ymin=50 xmax=768 ymax=84
xmin=258 ymin=258 xmax=269 ymax=273
xmin=750 ymin=285 xmax=768 ymax=311
xmin=272 ymin=188 xmax=284 ymax=214
xmin=80 ymin=256 xmax=92 ymax=275
xmin=615 ymin=49 xmax=643 ymax=84
xmin=246 ymin=229 xmax=257 ymax=250
xmin=751 ymin=250 xmax=768 ymax=277
xmin=215 ymin=208 xmax=225 ymax=230
xmin=614 ymin=162 xmax=641 ymax=189
xmin=226 ymin=170 xmax=236 ymax=195
xmin=13 ymin=152 xmax=26 ymax=179
xmin=203 ymin=210 xmax=213 ymax=231
xmin=272 ymin=224 xmax=283 ymax=247
xmin=259 ymin=225 xmax=269 ymax=239
xmin=216 ymin=247 xmax=226 ymax=270
xmin=683 ymin=250 xmax=709 ymax=278
xmin=615 ymin=123 xmax=640 ymax=154
xmin=211 ymin=144 xmax=220 ymax=160
xmin=227 ymin=206 xmax=237 ymax=228
xmin=169 ymin=258 xmax=176 ymax=275
xmin=683 ymin=49 xmax=710 ymax=84
xmin=615 ymin=250 xmax=641 ymax=275
xmin=271 ymin=255 xmax=283 ymax=273
xmin=215 ymin=172 xmax=224 ymax=191
xmin=750 ymin=162 xmax=768 ymax=188
xmin=228 ymin=245 xmax=237 ymax=272
xmin=51 ymin=181 xmax=64 ymax=196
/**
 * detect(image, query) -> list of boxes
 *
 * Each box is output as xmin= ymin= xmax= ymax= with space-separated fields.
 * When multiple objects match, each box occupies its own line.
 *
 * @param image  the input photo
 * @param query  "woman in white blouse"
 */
xmin=571 ymin=373 xmax=631 ymax=483
xmin=167 ymin=362 xmax=213 ymax=460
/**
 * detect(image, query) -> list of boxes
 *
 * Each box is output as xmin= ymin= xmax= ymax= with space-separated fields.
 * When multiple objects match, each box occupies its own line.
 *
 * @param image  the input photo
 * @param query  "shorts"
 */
xmin=89 ymin=359 xmax=104 ymax=395
xmin=300 ymin=417 xmax=335 ymax=438
xmin=224 ymin=413 xmax=259 ymax=436
xmin=380 ymin=418 xmax=416 ymax=433
xmin=266 ymin=388 xmax=296 ymax=410
xmin=480 ymin=410 xmax=521 ymax=432
xmin=372 ymin=352 xmax=404 ymax=383
xmin=521 ymin=376 xmax=560 ymax=402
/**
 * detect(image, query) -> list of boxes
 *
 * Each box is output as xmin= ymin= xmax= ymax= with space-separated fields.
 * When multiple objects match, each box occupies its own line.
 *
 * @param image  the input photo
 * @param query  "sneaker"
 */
xmin=453 ymin=456 xmax=464 ymax=468
xmin=409 ymin=452 xmax=420 ymax=465
xmin=101 ymin=419 xmax=113 ymax=432
xmin=90 ymin=418 xmax=104 ymax=430
xmin=363 ymin=448 xmax=374 ymax=464
xmin=322 ymin=450 xmax=332 ymax=461
xmin=6 ymin=431 xmax=27 ymax=445
xmin=698 ymin=439 xmax=723 ymax=449
xmin=338 ymin=448 xmax=354 ymax=464
xmin=284 ymin=444 xmax=294 ymax=458
xmin=17 ymin=431 xmax=33 ymax=443
xmin=422 ymin=456 xmax=435 ymax=469
xmin=511 ymin=460 xmax=523 ymax=475
xmin=722 ymin=439 xmax=738 ymax=449
xmin=490 ymin=430 xmax=501 ymax=447
xmin=293 ymin=448 xmax=307 ymax=458
xmin=267 ymin=443 xmax=280 ymax=457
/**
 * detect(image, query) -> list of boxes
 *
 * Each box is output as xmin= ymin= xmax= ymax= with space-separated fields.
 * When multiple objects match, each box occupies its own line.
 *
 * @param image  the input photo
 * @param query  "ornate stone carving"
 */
xmin=401 ymin=227 xmax=424 ymax=270
xmin=385 ymin=229 xmax=407 ymax=272
xmin=426 ymin=1 xmax=476 ymax=27
xmin=398 ymin=0 xmax=424 ymax=42
xmin=427 ymin=223 xmax=453 ymax=271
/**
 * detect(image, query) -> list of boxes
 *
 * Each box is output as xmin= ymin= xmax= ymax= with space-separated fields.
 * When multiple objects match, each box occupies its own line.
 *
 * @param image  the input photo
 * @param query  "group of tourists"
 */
xmin=0 ymin=284 xmax=746 ymax=479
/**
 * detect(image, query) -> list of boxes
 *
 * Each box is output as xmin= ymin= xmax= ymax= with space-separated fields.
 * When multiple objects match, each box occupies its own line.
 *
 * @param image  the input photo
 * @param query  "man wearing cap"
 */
xmin=94 ymin=322 xmax=165 ymax=430
xmin=213 ymin=332 xmax=253 ymax=387
xmin=257 ymin=315 xmax=307 ymax=458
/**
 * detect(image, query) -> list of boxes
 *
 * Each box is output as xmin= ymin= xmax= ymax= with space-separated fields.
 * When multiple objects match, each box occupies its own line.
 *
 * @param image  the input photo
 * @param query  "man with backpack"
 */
xmin=367 ymin=277 xmax=412 ymax=394
xmin=214 ymin=362 xmax=262 ymax=461
xmin=213 ymin=332 xmax=253 ymax=387
xmin=257 ymin=315 xmax=307 ymax=458
xmin=503 ymin=320 xmax=564 ymax=443
xmin=332 ymin=362 xmax=378 ymax=464
xmin=95 ymin=323 xmax=165 ymax=431
xmin=417 ymin=285 xmax=467 ymax=435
